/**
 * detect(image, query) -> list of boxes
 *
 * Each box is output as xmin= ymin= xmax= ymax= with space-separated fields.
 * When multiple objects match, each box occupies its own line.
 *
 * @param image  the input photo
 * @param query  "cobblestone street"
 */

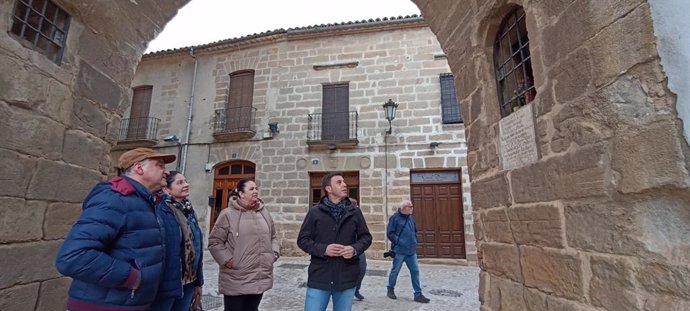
xmin=200 ymin=251 xmax=480 ymax=311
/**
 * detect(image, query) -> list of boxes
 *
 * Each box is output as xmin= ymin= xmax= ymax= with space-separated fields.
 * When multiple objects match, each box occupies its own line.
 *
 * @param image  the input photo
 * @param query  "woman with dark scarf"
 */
xmin=151 ymin=171 xmax=204 ymax=311
xmin=209 ymin=178 xmax=280 ymax=311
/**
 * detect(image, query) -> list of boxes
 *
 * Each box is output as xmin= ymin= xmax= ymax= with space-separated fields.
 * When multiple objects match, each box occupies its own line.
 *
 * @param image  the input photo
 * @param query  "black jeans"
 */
xmin=223 ymin=293 xmax=263 ymax=311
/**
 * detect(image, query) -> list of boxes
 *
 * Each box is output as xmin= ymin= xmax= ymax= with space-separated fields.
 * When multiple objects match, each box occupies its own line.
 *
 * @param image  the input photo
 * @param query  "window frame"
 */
xmin=493 ymin=7 xmax=537 ymax=118
xmin=439 ymin=73 xmax=463 ymax=124
xmin=321 ymin=83 xmax=351 ymax=141
xmin=9 ymin=0 xmax=71 ymax=64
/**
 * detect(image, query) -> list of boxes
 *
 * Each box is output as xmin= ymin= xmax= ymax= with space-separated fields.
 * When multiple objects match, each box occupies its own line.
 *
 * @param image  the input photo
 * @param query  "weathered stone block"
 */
xmin=612 ymin=122 xmax=690 ymax=193
xmin=508 ymin=204 xmax=564 ymax=248
xmin=0 ymin=53 xmax=74 ymax=125
xmin=0 ymin=198 xmax=46 ymax=243
xmin=63 ymin=130 xmax=110 ymax=171
xmin=542 ymin=0 xmax=646 ymax=66
xmin=520 ymin=246 xmax=583 ymax=301
xmin=637 ymin=262 xmax=690 ymax=300
xmin=510 ymin=144 xmax=611 ymax=203
xmin=472 ymin=211 xmax=485 ymax=241
xmin=552 ymin=47 xmax=592 ymax=104
xmin=592 ymin=75 xmax=656 ymax=128
xmin=470 ymin=172 xmax=511 ymax=209
xmin=0 ymin=283 xmax=40 ymax=311
xmin=639 ymin=292 xmax=690 ymax=311
xmin=0 ymin=103 xmax=64 ymax=160
xmin=76 ymin=61 xmax=124 ymax=114
xmin=590 ymin=255 xmax=639 ymax=311
xmin=71 ymin=97 xmax=109 ymax=139
xmin=43 ymin=203 xmax=82 ymax=240
xmin=0 ymin=241 xmax=62 ymax=289
xmin=637 ymin=197 xmax=690 ymax=262
xmin=523 ymin=287 xmax=593 ymax=311
xmin=590 ymin=4 xmax=657 ymax=86
xmin=478 ymin=270 xmax=489 ymax=305
xmin=26 ymin=160 xmax=102 ymax=203
xmin=565 ymin=201 xmax=644 ymax=256
xmin=0 ymin=149 xmax=36 ymax=197
xmin=487 ymin=275 xmax=526 ymax=311
xmin=567 ymin=196 xmax=690 ymax=261
xmin=481 ymin=242 xmax=522 ymax=283
xmin=36 ymin=278 xmax=70 ymax=311
xmin=482 ymin=208 xmax=514 ymax=244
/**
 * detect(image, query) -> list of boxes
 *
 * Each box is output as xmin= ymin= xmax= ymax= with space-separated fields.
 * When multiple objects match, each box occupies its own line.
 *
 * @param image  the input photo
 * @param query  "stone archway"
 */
xmin=1 ymin=0 xmax=689 ymax=310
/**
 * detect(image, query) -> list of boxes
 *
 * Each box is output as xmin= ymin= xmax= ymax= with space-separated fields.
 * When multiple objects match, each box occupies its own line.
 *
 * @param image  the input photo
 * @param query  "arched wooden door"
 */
xmin=210 ymin=160 xmax=255 ymax=232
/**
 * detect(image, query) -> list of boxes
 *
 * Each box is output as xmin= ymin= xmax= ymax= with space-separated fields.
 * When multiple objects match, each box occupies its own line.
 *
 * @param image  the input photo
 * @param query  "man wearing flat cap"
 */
xmin=56 ymin=148 xmax=176 ymax=311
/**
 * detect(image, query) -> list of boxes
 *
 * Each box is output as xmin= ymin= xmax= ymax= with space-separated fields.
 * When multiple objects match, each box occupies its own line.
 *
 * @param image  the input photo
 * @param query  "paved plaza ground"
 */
xmin=200 ymin=251 xmax=481 ymax=311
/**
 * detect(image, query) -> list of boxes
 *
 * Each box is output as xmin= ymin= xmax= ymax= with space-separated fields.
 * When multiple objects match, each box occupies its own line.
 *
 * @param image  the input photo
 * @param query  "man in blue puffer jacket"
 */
xmin=55 ymin=148 xmax=175 ymax=311
xmin=385 ymin=199 xmax=431 ymax=303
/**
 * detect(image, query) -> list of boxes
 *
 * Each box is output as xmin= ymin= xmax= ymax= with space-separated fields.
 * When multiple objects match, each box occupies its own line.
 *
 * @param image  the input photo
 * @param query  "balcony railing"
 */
xmin=307 ymin=111 xmax=358 ymax=145
xmin=118 ymin=117 xmax=160 ymax=142
xmin=213 ymin=106 xmax=257 ymax=140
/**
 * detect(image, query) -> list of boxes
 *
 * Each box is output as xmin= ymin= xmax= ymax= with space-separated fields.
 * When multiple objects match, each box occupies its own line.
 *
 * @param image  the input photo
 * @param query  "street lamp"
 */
xmin=382 ymin=99 xmax=398 ymax=135
xmin=382 ymin=99 xmax=399 ymax=253
xmin=163 ymin=134 xmax=182 ymax=171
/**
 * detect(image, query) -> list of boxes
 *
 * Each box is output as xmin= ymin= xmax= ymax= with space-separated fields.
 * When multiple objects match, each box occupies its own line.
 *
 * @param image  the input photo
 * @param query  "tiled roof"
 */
xmin=144 ymin=14 xmax=424 ymax=58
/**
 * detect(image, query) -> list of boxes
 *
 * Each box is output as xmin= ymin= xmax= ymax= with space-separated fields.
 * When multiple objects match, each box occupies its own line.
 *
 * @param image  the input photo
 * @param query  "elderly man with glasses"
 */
xmin=385 ymin=199 xmax=430 ymax=303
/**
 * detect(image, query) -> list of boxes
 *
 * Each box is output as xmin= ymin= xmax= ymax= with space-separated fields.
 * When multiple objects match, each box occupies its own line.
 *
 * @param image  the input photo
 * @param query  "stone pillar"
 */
xmin=0 ymin=1 xmax=188 ymax=310
xmin=416 ymin=0 xmax=690 ymax=310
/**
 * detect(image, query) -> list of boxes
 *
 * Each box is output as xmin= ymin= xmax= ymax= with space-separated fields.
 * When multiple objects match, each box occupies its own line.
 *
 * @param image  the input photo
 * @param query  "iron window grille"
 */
xmin=440 ymin=73 xmax=463 ymax=124
xmin=493 ymin=7 xmax=536 ymax=117
xmin=10 ymin=0 xmax=71 ymax=64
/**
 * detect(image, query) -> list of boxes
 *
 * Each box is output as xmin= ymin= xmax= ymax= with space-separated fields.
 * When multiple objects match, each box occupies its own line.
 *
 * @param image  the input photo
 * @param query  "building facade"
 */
xmin=3 ymin=0 xmax=690 ymax=310
xmin=118 ymin=16 xmax=476 ymax=262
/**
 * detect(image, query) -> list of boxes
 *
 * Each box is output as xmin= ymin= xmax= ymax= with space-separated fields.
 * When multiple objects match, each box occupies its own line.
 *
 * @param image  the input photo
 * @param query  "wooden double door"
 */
xmin=410 ymin=169 xmax=466 ymax=259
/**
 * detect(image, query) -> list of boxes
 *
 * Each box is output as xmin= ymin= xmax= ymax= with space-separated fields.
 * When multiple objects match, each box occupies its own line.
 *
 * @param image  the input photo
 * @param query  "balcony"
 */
xmin=213 ymin=106 xmax=257 ymax=141
xmin=307 ymin=111 xmax=358 ymax=150
xmin=114 ymin=117 xmax=160 ymax=150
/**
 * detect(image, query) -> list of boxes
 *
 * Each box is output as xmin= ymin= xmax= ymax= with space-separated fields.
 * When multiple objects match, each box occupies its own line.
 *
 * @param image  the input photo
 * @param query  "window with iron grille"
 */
xmin=493 ymin=7 xmax=536 ymax=118
xmin=440 ymin=73 xmax=463 ymax=124
xmin=10 ymin=0 xmax=71 ymax=64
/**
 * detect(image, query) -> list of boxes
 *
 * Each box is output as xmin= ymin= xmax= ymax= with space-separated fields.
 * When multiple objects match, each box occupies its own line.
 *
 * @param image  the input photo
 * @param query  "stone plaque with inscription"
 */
xmin=498 ymin=103 xmax=539 ymax=170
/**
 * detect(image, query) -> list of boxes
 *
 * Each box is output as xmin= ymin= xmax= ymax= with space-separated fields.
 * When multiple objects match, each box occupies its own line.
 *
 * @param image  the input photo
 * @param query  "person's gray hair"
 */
xmin=400 ymin=198 xmax=413 ymax=208
xmin=123 ymin=158 xmax=150 ymax=175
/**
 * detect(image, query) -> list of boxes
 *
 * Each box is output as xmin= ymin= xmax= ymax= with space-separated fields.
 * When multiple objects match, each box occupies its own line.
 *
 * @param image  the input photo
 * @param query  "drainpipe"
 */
xmin=181 ymin=47 xmax=198 ymax=174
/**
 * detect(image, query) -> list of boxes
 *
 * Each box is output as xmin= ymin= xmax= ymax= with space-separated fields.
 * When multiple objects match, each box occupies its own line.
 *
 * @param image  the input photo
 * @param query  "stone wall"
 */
xmin=416 ymin=0 xmax=690 ymax=310
xmin=0 ymin=1 xmax=187 ymax=310
xmin=132 ymin=21 xmax=475 ymax=261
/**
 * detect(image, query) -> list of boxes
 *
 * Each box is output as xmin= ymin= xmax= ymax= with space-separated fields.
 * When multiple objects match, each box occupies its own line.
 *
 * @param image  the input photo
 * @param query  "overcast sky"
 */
xmin=146 ymin=0 xmax=421 ymax=53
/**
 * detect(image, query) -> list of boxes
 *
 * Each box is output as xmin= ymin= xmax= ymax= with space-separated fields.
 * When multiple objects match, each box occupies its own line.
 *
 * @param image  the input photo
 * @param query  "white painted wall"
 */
xmin=649 ymin=0 xmax=690 ymax=145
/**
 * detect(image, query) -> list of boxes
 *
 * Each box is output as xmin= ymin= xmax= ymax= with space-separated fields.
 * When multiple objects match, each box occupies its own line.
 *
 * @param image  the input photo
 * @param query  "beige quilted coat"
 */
xmin=208 ymin=197 xmax=280 ymax=295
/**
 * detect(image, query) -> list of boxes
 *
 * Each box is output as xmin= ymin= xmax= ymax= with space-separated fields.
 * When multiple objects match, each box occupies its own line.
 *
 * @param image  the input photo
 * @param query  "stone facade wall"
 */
xmin=416 ymin=0 xmax=690 ymax=310
xmin=0 ymin=1 xmax=186 ymax=310
xmin=132 ymin=22 xmax=476 ymax=262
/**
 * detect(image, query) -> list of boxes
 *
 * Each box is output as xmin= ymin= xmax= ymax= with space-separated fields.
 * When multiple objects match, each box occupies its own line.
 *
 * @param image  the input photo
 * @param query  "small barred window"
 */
xmin=493 ymin=7 xmax=536 ymax=117
xmin=10 ymin=0 xmax=71 ymax=64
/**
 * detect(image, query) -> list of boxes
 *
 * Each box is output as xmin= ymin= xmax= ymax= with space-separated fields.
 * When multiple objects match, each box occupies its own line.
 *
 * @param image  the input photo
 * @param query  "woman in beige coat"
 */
xmin=209 ymin=178 xmax=280 ymax=311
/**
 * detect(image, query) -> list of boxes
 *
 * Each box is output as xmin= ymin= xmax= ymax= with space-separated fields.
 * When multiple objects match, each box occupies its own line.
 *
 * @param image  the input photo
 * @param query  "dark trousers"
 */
xmin=356 ymin=252 xmax=367 ymax=291
xmin=223 ymin=293 xmax=263 ymax=311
